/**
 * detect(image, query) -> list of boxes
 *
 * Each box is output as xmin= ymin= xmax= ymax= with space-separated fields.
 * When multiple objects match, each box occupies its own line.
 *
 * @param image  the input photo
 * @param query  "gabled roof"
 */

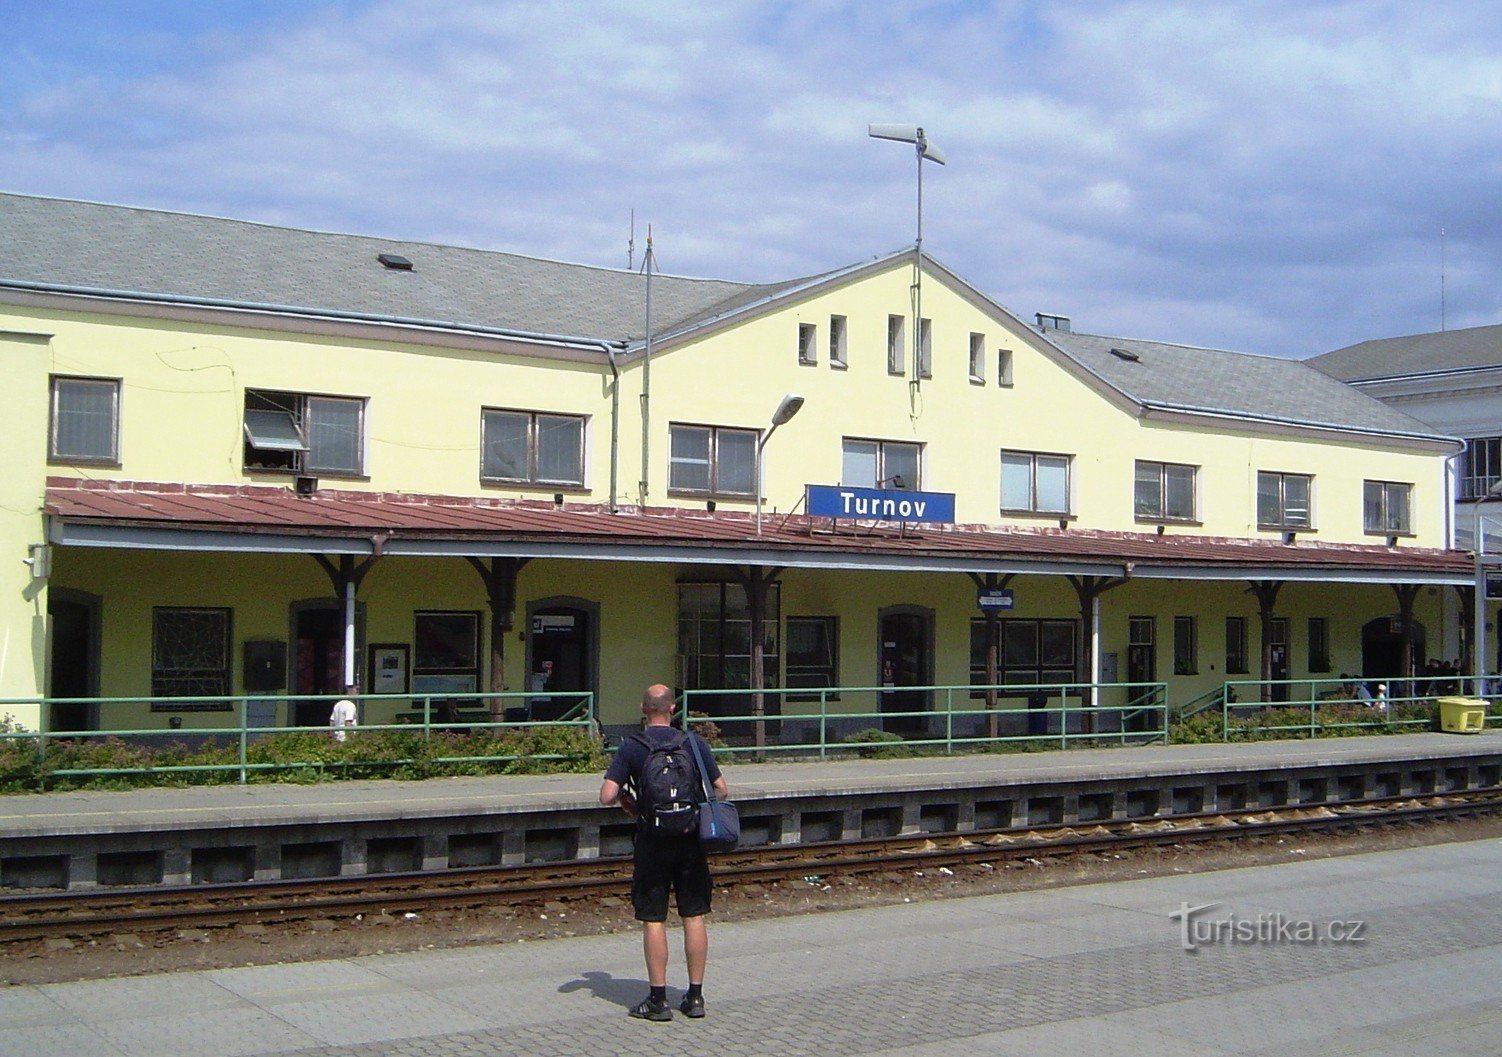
xmin=1308 ymin=323 xmax=1502 ymax=382
xmin=0 ymin=192 xmax=775 ymax=344
xmin=1040 ymin=330 xmax=1453 ymax=444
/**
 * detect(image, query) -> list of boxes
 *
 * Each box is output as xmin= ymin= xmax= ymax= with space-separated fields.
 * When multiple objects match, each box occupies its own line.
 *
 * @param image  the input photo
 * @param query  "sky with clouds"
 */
xmin=3 ymin=0 xmax=1500 ymax=358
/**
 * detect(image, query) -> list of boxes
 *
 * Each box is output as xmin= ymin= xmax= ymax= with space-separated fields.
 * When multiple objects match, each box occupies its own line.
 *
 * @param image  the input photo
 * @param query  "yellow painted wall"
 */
xmin=0 ymin=330 xmax=52 ymax=725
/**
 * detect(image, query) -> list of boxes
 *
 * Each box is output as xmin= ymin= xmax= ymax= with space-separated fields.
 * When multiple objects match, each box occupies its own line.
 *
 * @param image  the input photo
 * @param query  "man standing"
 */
xmin=599 ymin=683 xmax=728 ymax=1022
xmin=329 ymin=685 xmax=358 ymax=742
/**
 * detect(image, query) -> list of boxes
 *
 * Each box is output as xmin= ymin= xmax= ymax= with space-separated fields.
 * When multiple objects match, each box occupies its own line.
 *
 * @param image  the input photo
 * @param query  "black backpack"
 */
xmin=631 ymin=729 xmax=700 ymax=835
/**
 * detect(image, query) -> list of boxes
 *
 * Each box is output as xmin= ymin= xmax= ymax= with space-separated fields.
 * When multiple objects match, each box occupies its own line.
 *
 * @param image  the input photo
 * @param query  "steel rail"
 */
xmin=4 ymin=790 xmax=1500 ymax=943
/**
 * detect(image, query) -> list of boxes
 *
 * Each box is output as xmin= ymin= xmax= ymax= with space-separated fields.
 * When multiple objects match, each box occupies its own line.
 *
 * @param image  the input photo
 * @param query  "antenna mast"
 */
xmin=638 ymin=227 xmax=656 ymax=505
xmin=1441 ymin=226 xmax=1447 ymax=331
xmin=628 ymin=209 xmax=636 ymax=271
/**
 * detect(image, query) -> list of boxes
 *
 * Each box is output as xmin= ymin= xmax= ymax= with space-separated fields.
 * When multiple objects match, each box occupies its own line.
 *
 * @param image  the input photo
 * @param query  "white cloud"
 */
xmin=4 ymin=0 xmax=1502 ymax=355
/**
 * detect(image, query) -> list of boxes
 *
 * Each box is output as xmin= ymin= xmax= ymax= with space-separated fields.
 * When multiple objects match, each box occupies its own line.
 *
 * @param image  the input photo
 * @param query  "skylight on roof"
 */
xmin=377 ymin=252 xmax=413 ymax=271
xmin=1109 ymin=346 xmax=1141 ymax=362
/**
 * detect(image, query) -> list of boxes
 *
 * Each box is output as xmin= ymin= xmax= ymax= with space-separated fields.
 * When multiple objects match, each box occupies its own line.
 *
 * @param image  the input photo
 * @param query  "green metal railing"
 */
xmin=0 ymin=690 xmax=595 ymax=788
xmin=1218 ymin=675 xmax=1491 ymax=741
xmin=678 ymin=680 xmax=1170 ymax=758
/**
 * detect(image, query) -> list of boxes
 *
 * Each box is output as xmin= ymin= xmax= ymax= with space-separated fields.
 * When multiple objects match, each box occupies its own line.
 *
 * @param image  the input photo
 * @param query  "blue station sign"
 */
xmin=977 ymin=589 xmax=1015 ymax=611
xmin=806 ymin=484 xmax=956 ymax=524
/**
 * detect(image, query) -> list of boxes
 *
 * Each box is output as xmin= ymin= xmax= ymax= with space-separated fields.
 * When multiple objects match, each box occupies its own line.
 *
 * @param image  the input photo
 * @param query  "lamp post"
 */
xmin=868 ymin=124 xmax=945 ymax=387
xmin=755 ymin=393 xmax=804 ymax=535
xmin=1471 ymin=479 xmax=1502 ymax=687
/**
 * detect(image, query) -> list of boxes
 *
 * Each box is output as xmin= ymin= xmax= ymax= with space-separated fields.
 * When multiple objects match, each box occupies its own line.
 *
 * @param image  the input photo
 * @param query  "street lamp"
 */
xmin=868 ymin=124 xmax=945 ymax=388
xmin=755 ymin=393 xmax=804 ymax=535
xmin=1471 ymin=477 xmax=1502 ymax=686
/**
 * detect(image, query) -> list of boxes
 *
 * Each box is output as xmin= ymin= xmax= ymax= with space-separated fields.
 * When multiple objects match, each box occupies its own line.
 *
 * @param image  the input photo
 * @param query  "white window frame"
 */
xmin=798 ymin=321 xmax=817 ymax=366
xmin=998 ymin=348 xmax=1014 ymax=387
xmin=968 ymin=333 xmax=986 ymax=384
xmin=49 ymin=375 xmax=121 ymax=465
xmin=668 ymin=423 xmax=758 ymax=498
xmin=829 ymin=315 xmax=848 ymax=369
xmin=917 ymin=317 xmax=932 ymax=379
xmin=887 ymin=314 xmax=905 ymax=375
xmin=481 ymin=407 xmax=587 ymax=486
xmin=999 ymin=449 xmax=1071 ymax=515
xmin=243 ymin=389 xmax=366 ymax=476
xmin=841 ymin=437 xmax=922 ymax=490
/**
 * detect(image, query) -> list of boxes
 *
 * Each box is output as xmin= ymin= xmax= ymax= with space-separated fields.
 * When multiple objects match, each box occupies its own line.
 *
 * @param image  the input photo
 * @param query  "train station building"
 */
xmin=0 ymin=192 xmax=1475 ymax=735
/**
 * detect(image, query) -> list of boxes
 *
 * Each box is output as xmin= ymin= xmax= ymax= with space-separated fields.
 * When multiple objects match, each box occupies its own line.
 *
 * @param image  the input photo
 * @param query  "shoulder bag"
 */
xmin=686 ymin=732 xmax=739 ymax=852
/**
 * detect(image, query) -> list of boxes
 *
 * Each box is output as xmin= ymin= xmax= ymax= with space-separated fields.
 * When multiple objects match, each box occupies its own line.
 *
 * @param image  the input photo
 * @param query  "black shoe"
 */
xmin=679 ymin=993 xmax=705 ymax=1019
xmin=629 ymin=996 xmax=672 ymax=1022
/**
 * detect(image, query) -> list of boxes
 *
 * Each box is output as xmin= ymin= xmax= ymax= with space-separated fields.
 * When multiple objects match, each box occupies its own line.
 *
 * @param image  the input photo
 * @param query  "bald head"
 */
xmin=641 ymin=683 xmax=675 ymax=718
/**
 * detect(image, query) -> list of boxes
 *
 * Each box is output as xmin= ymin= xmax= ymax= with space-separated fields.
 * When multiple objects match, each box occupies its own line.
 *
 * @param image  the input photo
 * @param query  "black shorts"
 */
xmin=631 ymin=832 xmax=712 ymax=922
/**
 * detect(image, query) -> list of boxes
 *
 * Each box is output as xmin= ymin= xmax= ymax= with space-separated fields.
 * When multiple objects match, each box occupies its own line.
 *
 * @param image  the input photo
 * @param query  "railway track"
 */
xmin=5 ymin=789 xmax=1500 ymax=944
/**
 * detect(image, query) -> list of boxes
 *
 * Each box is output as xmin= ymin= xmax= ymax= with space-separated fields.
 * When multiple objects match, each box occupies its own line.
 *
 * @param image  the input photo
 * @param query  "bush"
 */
xmin=840 ymin=727 xmax=914 ymax=759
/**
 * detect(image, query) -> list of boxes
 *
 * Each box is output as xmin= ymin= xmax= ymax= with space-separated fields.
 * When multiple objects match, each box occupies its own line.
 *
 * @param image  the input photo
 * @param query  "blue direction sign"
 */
xmin=977 ymin=589 xmax=1014 ymax=611
xmin=806 ymin=484 xmax=956 ymax=524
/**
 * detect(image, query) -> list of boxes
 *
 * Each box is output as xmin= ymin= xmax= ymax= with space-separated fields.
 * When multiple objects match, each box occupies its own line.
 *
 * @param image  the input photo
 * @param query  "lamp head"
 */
xmin=770 ymin=393 xmax=805 ymax=427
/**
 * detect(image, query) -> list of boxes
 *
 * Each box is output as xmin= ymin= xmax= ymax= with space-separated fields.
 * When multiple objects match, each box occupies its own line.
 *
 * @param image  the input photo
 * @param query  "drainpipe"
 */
xmin=343 ymin=578 xmax=356 ymax=689
xmin=602 ymin=343 xmax=621 ymax=513
xmin=638 ymin=230 xmax=655 ymax=504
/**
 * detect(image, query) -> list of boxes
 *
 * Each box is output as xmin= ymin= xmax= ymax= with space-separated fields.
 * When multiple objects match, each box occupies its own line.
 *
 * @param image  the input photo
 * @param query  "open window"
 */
xmin=244 ymin=389 xmax=363 ymax=475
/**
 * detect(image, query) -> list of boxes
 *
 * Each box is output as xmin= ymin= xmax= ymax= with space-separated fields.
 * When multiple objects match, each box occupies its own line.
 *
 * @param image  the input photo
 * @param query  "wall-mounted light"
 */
xmin=706 ymin=499 xmax=716 ymax=513
xmin=1283 ymin=531 xmax=1297 ymax=545
xmin=23 ymin=544 xmax=51 ymax=579
xmin=553 ymin=492 xmax=564 ymax=509
xmin=1387 ymin=535 xmax=1400 ymax=548
xmin=294 ymin=475 xmax=318 ymax=496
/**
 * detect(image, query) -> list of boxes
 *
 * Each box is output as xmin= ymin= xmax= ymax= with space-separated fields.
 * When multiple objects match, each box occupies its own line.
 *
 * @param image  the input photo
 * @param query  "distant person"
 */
xmin=329 ymin=686 xmax=358 ymax=741
xmin=1354 ymin=680 xmax=1373 ymax=704
xmin=599 ymin=683 xmax=728 ymax=1022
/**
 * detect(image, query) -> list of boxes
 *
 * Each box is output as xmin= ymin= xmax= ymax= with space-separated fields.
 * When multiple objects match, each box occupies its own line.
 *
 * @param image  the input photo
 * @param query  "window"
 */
xmin=1000 ymin=450 xmax=1070 ymax=514
xmin=968 ymin=333 xmax=986 ymax=383
xmin=829 ymin=315 xmax=848 ymax=368
xmin=1225 ymin=616 xmax=1248 ymax=674
xmin=1461 ymin=437 xmax=1502 ymax=500
xmin=669 ymin=424 xmax=756 ymax=496
xmin=1173 ymin=616 xmax=1197 ymax=675
xmin=798 ymin=322 xmax=817 ymax=366
xmin=1363 ymin=480 xmax=1412 ymax=534
xmin=970 ymin=618 xmax=1077 ymax=692
xmin=150 ymin=607 xmax=231 ymax=710
xmin=998 ymin=349 xmax=1014 ymax=387
xmin=887 ymin=314 xmax=905 ymax=375
xmin=917 ymin=317 xmax=932 ymax=379
xmin=1257 ymin=471 xmax=1312 ymax=529
xmin=482 ymin=409 xmax=584 ymax=485
xmin=1308 ymin=617 xmax=1330 ymax=673
xmin=677 ymin=582 xmax=780 ymax=717
xmin=49 ymin=376 xmax=120 ymax=464
xmin=243 ymin=389 xmax=364 ymax=475
xmin=842 ymin=437 xmax=921 ymax=490
xmin=413 ymin=611 xmax=481 ymax=693
xmin=786 ymin=616 xmax=837 ymax=699
xmin=1135 ymin=460 xmax=1197 ymax=521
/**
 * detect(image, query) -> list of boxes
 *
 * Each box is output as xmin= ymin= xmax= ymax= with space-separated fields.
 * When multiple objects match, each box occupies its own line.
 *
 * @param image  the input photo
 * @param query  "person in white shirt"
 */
xmin=330 ymin=685 xmax=358 ymax=741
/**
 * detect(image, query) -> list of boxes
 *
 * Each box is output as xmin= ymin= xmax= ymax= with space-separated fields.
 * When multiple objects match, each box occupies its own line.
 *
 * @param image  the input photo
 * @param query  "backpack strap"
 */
xmin=686 ymin=732 xmax=715 ymax=804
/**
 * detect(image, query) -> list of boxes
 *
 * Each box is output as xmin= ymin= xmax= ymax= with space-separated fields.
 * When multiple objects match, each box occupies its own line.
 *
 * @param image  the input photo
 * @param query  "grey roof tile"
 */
xmin=0 ymin=192 xmax=770 ymax=343
xmin=1308 ymin=324 xmax=1502 ymax=381
xmin=1041 ymin=330 xmax=1451 ymax=441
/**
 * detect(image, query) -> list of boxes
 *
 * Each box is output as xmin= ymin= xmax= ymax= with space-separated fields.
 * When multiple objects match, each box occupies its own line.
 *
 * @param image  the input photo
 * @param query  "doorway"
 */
xmin=1361 ymin=616 xmax=1426 ymax=685
xmin=1268 ymin=617 xmax=1290 ymax=701
xmin=525 ymin=598 xmax=598 ymax=721
xmin=290 ymin=601 xmax=363 ymax=726
xmin=47 ymin=590 xmax=100 ymax=732
xmin=878 ymin=606 xmax=933 ymax=734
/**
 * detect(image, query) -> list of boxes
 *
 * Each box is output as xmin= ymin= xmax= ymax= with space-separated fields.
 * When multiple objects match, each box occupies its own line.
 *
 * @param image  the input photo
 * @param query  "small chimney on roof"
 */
xmin=1035 ymin=312 xmax=1071 ymax=333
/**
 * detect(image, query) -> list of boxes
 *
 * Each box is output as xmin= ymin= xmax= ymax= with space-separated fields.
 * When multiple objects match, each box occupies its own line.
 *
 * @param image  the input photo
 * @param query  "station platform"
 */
xmin=6 ymin=834 xmax=1500 ymax=1056
xmin=4 ymin=732 xmax=1500 ymax=838
xmin=3 ymin=732 xmax=1500 ymax=891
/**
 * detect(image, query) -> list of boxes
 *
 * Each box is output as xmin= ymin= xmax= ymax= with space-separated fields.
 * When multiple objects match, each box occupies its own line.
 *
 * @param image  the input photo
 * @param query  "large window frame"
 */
xmin=49 ymin=375 xmax=121 ymax=465
xmin=886 ymin=315 xmax=905 ymax=375
xmin=1308 ymin=617 xmax=1331 ymax=673
xmin=1257 ymin=471 xmax=1313 ymax=529
xmin=677 ymin=581 xmax=780 ymax=710
xmin=1000 ymin=449 xmax=1071 ymax=515
xmin=829 ymin=315 xmax=848 ymax=368
xmin=1134 ymin=460 xmax=1197 ymax=522
xmin=1225 ymin=616 xmax=1248 ymax=675
xmin=668 ymin=423 xmax=757 ymax=498
xmin=481 ymin=408 xmax=586 ymax=487
xmin=243 ymin=388 xmax=365 ymax=476
xmin=1363 ymin=479 xmax=1412 ymax=535
xmin=969 ymin=617 xmax=1078 ymax=695
xmin=1461 ymin=437 xmax=1502 ymax=501
xmin=785 ymin=615 xmax=838 ymax=700
xmin=1173 ymin=616 xmax=1197 ymax=676
xmin=150 ymin=607 xmax=232 ymax=711
xmin=841 ymin=437 xmax=922 ymax=490
xmin=412 ymin=611 xmax=482 ymax=695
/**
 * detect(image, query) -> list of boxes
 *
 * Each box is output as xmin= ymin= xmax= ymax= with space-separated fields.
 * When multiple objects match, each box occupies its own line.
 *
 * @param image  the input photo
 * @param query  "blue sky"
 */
xmin=3 ymin=0 xmax=1500 ymax=357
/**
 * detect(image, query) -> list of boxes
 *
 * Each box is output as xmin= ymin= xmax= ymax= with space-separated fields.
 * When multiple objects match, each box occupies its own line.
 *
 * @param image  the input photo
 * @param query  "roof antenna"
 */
xmin=628 ymin=209 xmax=636 ymax=271
xmin=1440 ymin=226 xmax=1447 ymax=332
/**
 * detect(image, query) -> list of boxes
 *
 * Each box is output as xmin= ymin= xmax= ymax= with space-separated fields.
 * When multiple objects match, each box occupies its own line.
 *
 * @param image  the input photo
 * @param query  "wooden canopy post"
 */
xmin=465 ymin=557 xmax=530 ymax=719
xmin=967 ymin=572 xmax=1016 ymax=738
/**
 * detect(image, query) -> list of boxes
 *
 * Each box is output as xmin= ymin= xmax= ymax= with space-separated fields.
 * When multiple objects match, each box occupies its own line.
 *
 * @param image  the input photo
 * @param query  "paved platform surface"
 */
xmin=4 ymin=835 xmax=1499 ymax=1056
xmin=3 ymin=732 xmax=1500 ymax=837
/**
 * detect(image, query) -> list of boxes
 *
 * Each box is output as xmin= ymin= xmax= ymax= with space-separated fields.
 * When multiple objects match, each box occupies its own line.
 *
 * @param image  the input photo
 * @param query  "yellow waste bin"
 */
xmin=1437 ymin=696 xmax=1487 ymax=734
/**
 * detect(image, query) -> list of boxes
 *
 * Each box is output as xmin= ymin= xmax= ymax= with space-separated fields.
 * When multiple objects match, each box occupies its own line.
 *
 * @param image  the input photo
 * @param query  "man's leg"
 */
xmin=643 ymin=920 xmax=669 ymax=986
xmin=682 ymin=914 xmax=708 ymax=984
